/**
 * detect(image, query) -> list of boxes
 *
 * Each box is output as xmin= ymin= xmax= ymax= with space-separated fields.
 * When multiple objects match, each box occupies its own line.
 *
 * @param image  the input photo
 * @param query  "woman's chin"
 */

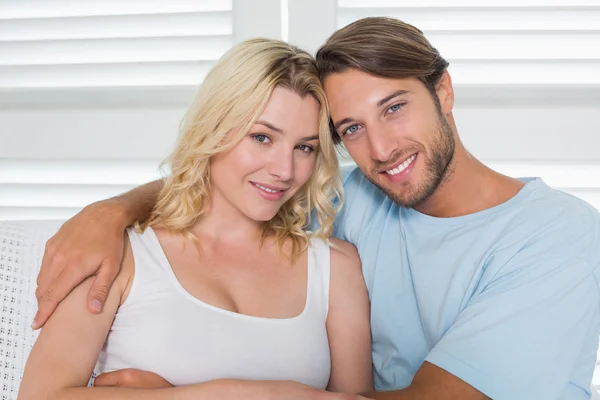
xmin=244 ymin=208 xmax=280 ymax=223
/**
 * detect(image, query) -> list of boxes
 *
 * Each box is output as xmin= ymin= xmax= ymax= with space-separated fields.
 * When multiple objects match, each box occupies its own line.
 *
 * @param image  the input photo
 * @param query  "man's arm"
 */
xmin=366 ymin=228 xmax=600 ymax=399
xmin=360 ymin=362 xmax=488 ymax=399
xmin=33 ymin=179 xmax=164 ymax=329
xmin=325 ymin=239 xmax=484 ymax=399
xmin=109 ymin=179 xmax=164 ymax=225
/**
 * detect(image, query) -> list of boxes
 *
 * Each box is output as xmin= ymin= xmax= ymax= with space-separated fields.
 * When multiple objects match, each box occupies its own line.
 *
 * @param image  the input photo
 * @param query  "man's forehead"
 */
xmin=325 ymin=72 xmax=419 ymax=108
xmin=324 ymin=70 xmax=420 ymax=94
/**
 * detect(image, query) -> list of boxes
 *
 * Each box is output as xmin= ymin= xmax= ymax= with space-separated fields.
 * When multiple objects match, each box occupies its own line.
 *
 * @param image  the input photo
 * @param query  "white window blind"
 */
xmin=0 ymin=0 xmax=234 ymax=95
xmin=0 ymin=0 xmax=239 ymax=220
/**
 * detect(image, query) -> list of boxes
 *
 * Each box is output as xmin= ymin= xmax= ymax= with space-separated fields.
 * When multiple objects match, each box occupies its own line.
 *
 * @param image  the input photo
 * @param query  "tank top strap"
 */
xmin=121 ymin=227 xmax=175 ymax=306
xmin=127 ymin=227 xmax=175 ymax=272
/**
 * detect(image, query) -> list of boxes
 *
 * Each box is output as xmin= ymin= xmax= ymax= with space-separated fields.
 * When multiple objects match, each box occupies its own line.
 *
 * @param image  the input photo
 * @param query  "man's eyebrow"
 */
xmin=376 ymin=90 xmax=411 ymax=107
xmin=256 ymin=120 xmax=283 ymax=133
xmin=333 ymin=90 xmax=412 ymax=131
xmin=333 ymin=118 xmax=353 ymax=131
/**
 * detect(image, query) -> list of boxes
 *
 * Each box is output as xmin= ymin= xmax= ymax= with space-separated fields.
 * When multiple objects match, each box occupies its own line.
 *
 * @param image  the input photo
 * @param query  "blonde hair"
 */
xmin=141 ymin=38 xmax=342 ymax=260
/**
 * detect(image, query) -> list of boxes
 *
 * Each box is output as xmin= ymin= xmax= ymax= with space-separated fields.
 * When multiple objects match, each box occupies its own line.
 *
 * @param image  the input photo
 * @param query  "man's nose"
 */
xmin=367 ymin=125 xmax=396 ymax=162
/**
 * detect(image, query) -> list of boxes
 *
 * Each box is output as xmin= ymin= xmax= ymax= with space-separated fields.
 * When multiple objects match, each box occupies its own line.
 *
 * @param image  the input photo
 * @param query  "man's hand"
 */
xmin=33 ymin=200 xmax=129 ymax=329
xmin=94 ymin=369 xmax=173 ymax=389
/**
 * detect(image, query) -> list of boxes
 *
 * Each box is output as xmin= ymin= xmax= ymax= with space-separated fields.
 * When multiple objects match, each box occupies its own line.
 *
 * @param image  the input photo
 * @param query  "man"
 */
xmin=32 ymin=17 xmax=600 ymax=399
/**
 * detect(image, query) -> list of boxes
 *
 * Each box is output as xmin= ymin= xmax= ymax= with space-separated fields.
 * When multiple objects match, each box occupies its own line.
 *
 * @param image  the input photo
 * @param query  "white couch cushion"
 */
xmin=0 ymin=220 xmax=62 ymax=400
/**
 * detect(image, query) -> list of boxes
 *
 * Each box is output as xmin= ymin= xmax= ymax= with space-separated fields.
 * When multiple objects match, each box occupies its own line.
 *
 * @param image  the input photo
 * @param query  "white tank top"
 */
xmin=94 ymin=227 xmax=332 ymax=388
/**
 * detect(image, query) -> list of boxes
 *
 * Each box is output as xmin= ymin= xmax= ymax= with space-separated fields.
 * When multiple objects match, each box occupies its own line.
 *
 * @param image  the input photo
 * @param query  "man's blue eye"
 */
xmin=345 ymin=125 xmax=360 ymax=135
xmin=389 ymin=104 xmax=401 ymax=113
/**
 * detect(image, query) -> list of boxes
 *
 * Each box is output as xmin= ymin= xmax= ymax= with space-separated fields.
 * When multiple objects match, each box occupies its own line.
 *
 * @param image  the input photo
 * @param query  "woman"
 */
xmin=18 ymin=39 xmax=372 ymax=399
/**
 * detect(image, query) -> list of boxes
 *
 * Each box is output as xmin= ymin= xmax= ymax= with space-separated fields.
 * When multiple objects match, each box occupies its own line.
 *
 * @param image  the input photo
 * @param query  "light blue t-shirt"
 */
xmin=334 ymin=166 xmax=600 ymax=400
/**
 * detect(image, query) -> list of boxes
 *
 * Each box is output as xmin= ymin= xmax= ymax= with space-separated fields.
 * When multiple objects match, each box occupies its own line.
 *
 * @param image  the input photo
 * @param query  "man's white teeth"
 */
xmin=255 ymin=183 xmax=279 ymax=193
xmin=385 ymin=154 xmax=417 ymax=176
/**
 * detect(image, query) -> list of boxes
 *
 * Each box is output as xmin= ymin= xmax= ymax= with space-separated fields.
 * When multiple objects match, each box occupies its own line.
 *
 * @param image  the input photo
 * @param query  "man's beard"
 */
xmin=365 ymin=112 xmax=455 ymax=209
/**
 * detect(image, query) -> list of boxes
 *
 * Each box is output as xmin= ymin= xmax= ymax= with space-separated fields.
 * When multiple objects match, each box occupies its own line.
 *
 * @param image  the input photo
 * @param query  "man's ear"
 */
xmin=435 ymin=71 xmax=454 ymax=115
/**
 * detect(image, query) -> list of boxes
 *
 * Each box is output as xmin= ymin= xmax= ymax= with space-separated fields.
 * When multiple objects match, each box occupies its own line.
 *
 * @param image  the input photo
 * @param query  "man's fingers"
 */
xmin=31 ymin=265 xmax=89 ymax=329
xmin=94 ymin=369 xmax=172 ymax=389
xmin=93 ymin=370 xmax=122 ymax=387
xmin=37 ymin=240 xmax=56 ymax=288
xmin=87 ymin=261 xmax=119 ymax=314
xmin=36 ymin=240 xmax=64 ymax=300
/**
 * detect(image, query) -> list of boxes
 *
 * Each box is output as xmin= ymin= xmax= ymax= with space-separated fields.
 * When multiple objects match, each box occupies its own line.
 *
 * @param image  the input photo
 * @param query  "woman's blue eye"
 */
xmin=297 ymin=144 xmax=314 ymax=153
xmin=253 ymin=134 xmax=270 ymax=143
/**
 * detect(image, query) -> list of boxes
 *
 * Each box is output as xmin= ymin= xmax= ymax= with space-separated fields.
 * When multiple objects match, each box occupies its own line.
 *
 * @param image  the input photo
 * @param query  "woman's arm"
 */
xmin=33 ymin=179 xmax=164 ymax=329
xmin=20 ymin=237 xmax=138 ymax=400
xmin=326 ymin=239 xmax=374 ymax=394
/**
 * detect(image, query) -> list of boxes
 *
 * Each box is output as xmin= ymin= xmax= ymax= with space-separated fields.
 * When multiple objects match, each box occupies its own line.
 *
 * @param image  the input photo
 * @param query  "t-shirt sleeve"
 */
xmin=426 ymin=224 xmax=600 ymax=400
xmin=339 ymin=164 xmax=356 ymax=183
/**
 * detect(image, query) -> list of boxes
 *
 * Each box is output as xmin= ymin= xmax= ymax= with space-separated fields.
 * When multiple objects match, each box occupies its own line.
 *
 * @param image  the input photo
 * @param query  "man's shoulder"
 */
xmin=340 ymin=165 xmax=388 ymax=202
xmin=518 ymin=180 xmax=600 ymax=235
xmin=502 ymin=179 xmax=600 ymax=263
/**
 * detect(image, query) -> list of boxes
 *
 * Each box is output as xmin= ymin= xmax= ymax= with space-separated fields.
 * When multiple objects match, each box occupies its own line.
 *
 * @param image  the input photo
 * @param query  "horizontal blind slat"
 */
xmin=0 ymin=61 xmax=213 ymax=88
xmin=0 ymin=159 xmax=164 ymax=185
xmin=338 ymin=7 xmax=600 ymax=31
xmin=0 ymin=183 xmax=135 ymax=208
xmin=0 ymin=36 xmax=232 ymax=65
xmin=339 ymin=0 xmax=600 ymax=7
xmin=409 ymin=32 xmax=599 ymax=60
xmin=0 ymin=0 xmax=232 ymax=19
xmin=0 ymin=207 xmax=79 ymax=221
xmin=0 ymin=12 xmax=233 ymax=41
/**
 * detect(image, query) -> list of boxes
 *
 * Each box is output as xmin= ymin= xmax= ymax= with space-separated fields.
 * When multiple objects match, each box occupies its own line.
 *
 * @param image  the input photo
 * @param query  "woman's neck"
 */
xmin=189 ymin=190 xmax=264 ymax=244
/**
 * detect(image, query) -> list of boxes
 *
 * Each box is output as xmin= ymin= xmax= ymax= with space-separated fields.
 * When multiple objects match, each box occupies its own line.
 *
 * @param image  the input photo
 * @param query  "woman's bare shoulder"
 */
xmin=328 ymin=237 xmax=361 ymax=270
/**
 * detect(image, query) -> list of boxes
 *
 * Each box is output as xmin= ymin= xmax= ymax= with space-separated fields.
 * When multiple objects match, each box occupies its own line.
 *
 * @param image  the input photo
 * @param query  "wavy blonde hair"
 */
xmin=141 ymin=38 xmax=342 ymax=260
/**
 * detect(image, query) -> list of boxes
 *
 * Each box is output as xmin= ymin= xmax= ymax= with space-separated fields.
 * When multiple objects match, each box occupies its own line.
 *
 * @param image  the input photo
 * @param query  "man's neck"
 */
xmin=413 ymin=144 xmax=525 ymax=218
